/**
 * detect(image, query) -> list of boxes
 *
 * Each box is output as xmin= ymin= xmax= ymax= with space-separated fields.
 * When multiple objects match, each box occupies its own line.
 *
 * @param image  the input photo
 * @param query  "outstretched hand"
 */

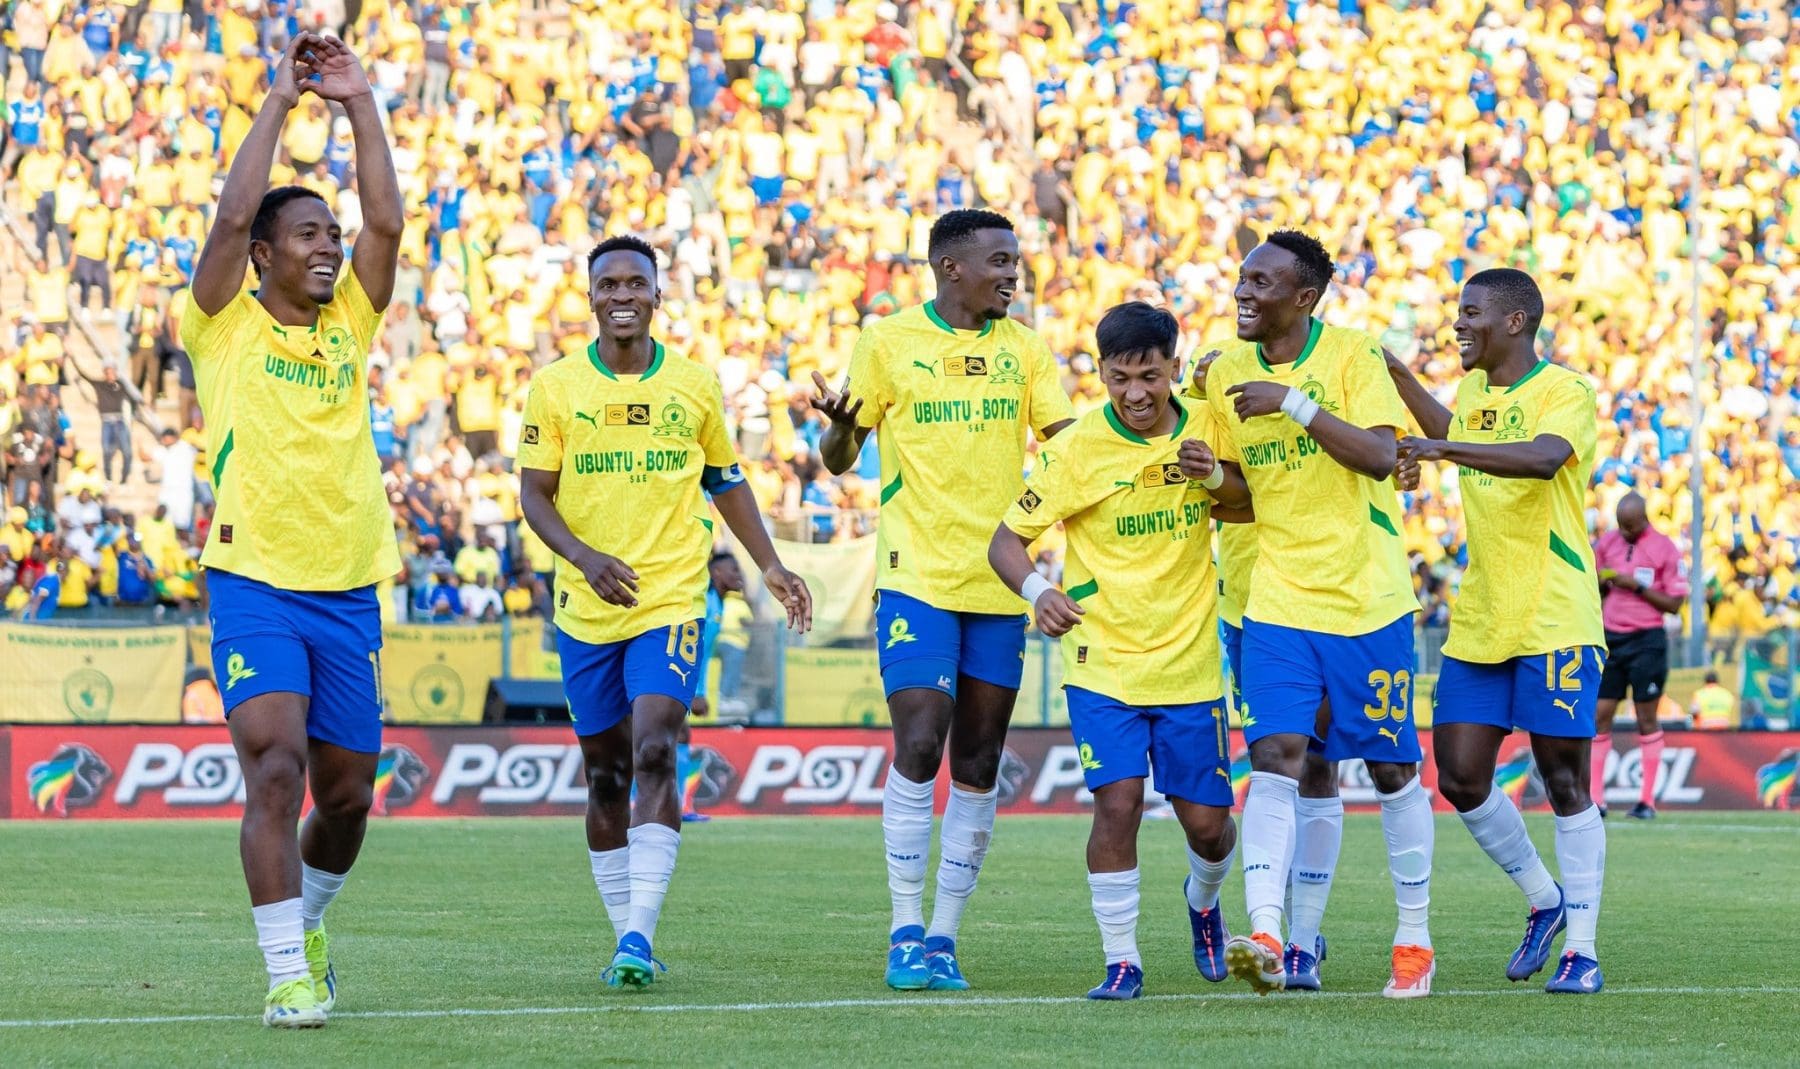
xmin=269 ymin=33 xmax=324 ymax=107
xmin=299 ymin=34 xmax=374 ymax=102
xmin=808 ymin=370 xmax=864 ymax=429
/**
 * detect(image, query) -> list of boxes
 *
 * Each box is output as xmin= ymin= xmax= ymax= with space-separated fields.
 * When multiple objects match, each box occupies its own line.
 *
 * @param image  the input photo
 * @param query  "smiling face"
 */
xmin=589 ymin=249 xmax=660 ymax=342
xmin=940 ymin=227 xmax=1021 ymax=321
xmin=254 ymin=196 xmax=342 ymax=306
xmin=1232 ymin=242 xmax=1316 ymax=343
xmin=1102 ymin=349 xmax=1178 ymax=435
xmin=1451 ymin=283 xmax=1521 ymax=373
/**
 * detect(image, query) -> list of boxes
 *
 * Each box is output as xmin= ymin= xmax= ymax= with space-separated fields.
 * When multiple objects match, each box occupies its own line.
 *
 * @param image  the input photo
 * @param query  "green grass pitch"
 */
xmin=2 ymin=813 xmax=1794 ymax=1066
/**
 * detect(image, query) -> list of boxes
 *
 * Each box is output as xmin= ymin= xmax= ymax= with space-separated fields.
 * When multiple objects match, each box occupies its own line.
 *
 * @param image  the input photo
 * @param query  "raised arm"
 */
xmin=1384 ymin=347 xmax=1453 ymax=440
xmin=810 ymin=370 xmax=870 ymax=476
xmin=188 ymin=35 xmax=319 ymax=316
xmin=307 ymin=35 xmax=402 ymax=311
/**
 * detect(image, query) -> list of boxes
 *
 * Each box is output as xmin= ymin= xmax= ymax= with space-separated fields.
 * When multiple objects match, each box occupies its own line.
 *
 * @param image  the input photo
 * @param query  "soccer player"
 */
xmin=1187 ymin=346 xmax=1340 ymax=992
xmin=988 ymin=301 xmax=1249 ymax=1000
xmin=809 ymin=209 xmax=1075 ymax=990
xmin=182 ymin=34 xmax=403 ymax=1027
xmin=1591 ymin=493 xmax=1687 ymax=819
xmin=1390 ymin=268 xmax=1607 ymax=993
xmin=1198 ymin=231 xmax=1435 ymax=999
xmin=518 ymin=235 xmax=812 ymax=987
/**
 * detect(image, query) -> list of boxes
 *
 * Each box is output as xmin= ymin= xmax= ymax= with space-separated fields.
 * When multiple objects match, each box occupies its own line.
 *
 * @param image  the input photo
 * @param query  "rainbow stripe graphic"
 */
xmin=1756 ymin=751 xmax=1796 ymax=810
xmin=1229 ymin=752 xmax=1253 ymax=805
xmin=371 ymin=750 xmax=399 ymax=816
xmin=1493 ymin=749 xmax=1535 ymax=807
xmin=27 ymin=753 xmax=78 ymax=816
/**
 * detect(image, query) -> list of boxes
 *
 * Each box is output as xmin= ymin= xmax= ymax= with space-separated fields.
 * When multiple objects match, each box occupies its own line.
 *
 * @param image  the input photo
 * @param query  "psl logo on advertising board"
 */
xmin=372 ymin=745 xmax=431 ymax=815
xmin=27 ymin=744 xmax=112 ymax=816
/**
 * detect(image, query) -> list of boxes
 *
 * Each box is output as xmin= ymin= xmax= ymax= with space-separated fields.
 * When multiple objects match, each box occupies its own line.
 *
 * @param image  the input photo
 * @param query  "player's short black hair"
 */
xmin=251 ymin=186 xmax=329 ymax=248
xmin=587 ymin=234 xmax=659 ymax=277
xmin=1465 ymin=267 xmax=1545 ymax=332
xmin=249 ymin=187 xmax=329 ymax=276
xmin=1263 ymin=229 xmax=1333 ymax=294
xmin=927 ymin=209 xmax=1014 ymax=260
xmin=1095 ymin=301 xmax=1180 ymax=364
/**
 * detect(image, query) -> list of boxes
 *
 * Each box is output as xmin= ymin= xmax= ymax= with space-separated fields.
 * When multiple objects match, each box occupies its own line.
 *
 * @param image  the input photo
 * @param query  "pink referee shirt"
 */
xmin=1593 ymin=527 xmax=1688 ymax=633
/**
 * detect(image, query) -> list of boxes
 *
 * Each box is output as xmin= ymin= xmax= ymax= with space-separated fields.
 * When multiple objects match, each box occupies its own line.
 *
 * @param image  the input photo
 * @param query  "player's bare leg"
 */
xmin=1085 ymin=779 xmax=1146 ymax=998
xmin=919 ymin=675 xmax=1017 ymax=988
xmin=881 ymin=686 xmax=953 ymax=988
xmin=578 ymin=718 xmax=635 ymax=943
xmin=1286 ymin=702 xmax=1339 ymax=989
xmin=1367 ymin=758 xmax=1435 ymax=998
xmin=1227 ymin=732 xmax=1308 ymax=994
xmin=230 ymin=692 xmax=325 ymax=1025
xmin=602 ymin=694 xmax=688 ymax=986
xmin=295 ymin=739 xmax=377 ymax=1011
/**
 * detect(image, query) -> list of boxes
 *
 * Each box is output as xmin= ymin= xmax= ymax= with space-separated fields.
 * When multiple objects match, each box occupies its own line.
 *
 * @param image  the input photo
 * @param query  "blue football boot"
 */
xmin=1507 ymin=885 xmax=1567 ymax=981
xmin=1086 ymin=962 xmax=1144 ymax=1000
xmin=923 ymin=936 xmax=971 ymax=991
xmin=1544 ymin=951 xmax=1603 ymax=994
xmin=885 ymin=925 xmax=930 ymax=991
xmin=1184 ymin=879 xmax=1229 ymax=982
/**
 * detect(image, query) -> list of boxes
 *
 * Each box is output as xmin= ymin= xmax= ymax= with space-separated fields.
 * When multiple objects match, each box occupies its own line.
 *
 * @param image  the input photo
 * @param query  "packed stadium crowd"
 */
xmin=1 ymin=0 xmax=1797 ymax=639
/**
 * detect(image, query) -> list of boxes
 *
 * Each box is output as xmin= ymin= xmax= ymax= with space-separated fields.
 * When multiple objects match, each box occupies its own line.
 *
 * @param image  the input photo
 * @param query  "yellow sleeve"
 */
xmin=337 ymin=267 xmax=386 ymax=351
xmin=178 ymin=288 xmax=249 ymax=361
xmin=697 ymin=377 xmax=739 ymax=469
xmin=847 ymin=324 xmax=890 ymax=430
xmin=1537 ymin=373 xmax=1599 ymax=469
xmin=517 ymin=377 xmax=564 ymax=471
xmin=1203 ymin=371 xmax=1241 ymax=464
xmin=1026 ymin=335 xmax=1075 ymax=434
xmin=1001 ymin=439 xmax=1093 ymax=542
xmin=1343 ymin=338 xmax=1409 ymax=433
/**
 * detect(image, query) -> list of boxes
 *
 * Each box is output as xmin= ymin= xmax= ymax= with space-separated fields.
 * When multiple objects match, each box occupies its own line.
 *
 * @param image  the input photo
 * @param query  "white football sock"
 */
xmin=1554 ymin=805 xmax=1606 ymax=957
xmin=1088 ymin=868 xmax=1142 ymax=967
xmin=882 ymin=767 xmax=935 ymax=933
xmin=252 ymin=898 xmax=310 ymax=987
xmin=589 ymin=846 xmax=632 ymax=940
xmin=299 ymin=863 xmax=347 ymax=933
xmin=927 ymin=784 xmax=997 ymax=943
xmin=1288 ymin=794 xmax=1342 ymax=955
xmin=1458 ymin=788 xmax=1560 ymax=910
xmin=1241 ymin=771 xmax=1299 ymax=939
xmin=1378 ymin=777 xmax=1434 ymax=948
xmin=1185 ymin=842 xmax=1234 ymax=912
xmin=625 ymin=823 xmax=680 ymax=946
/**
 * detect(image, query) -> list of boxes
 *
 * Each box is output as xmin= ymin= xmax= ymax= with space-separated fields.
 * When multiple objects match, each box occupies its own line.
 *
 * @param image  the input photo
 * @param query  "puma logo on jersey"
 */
xmin=574 ymin=411 xmax=599 ymax=427
xmin=1378 ymin=727 xmax=1403 ymax=745
xmin=1552 ymin=698 xmax=1579 ymax=719
xmin=912 ymin=360 xmax=938 ymax=377
xmin=1113 ymin=478 xmax=1137 ymax=493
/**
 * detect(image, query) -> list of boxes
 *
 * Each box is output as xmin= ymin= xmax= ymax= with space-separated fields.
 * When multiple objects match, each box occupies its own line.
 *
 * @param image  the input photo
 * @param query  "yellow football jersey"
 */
xmin=182 ymin=269 xmax=399 ymax=591
xmin=1183 ymin=359 xmax=1255 ymax=628
xmin=1002 ymin=398 xmax=1223 ymax=706
xmin=1203 ymin=321 xmax=1414 ymax=635
xmin=1442 ymin=361 xmax=1604 ymax=661
xmin=518 ymin=342 xmax=738 ymax=645
xmin=852 ymin=302 xmax=1075 ymax=614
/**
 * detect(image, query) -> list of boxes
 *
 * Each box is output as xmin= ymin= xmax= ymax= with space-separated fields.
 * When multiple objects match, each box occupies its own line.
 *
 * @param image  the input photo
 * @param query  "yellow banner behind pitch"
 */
xmin=763 ymin=535 xmax=877 ymax=647
xmin=0 ymin=624 xmax=186 ymax=723
xmin=380 ymin=624 xmax=505 ymax=724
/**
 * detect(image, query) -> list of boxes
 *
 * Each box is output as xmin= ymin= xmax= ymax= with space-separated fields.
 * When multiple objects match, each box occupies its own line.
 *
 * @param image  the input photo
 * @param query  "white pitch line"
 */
xmin=4 ymin=986 xmax=1799 ymax=1029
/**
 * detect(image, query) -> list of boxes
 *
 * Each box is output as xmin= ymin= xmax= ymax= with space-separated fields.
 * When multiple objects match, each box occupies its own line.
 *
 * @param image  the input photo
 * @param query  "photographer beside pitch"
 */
xmin=989 ymin=301 xmax=1251 ymax=1000
xmin=1391 ymin=268 xmax=1608 ymax=994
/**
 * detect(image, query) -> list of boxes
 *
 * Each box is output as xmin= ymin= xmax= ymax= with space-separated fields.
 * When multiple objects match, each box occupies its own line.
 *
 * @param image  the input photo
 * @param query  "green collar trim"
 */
xmin=1503 ymin=359 xmax=1549 ymax=393
xmin=1256 ymin=317 xmax=1323 ymax=373
xmin=924 ymin=300 xmax=994 ymax=338
xmin=1104 ymin=395 xmax=1188 ymax=445
xmin=588 ymin=340 xmax=665 ymax=380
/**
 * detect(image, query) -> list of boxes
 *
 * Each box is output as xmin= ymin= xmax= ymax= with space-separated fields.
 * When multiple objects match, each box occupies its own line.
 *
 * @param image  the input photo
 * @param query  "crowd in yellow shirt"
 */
xmin=2 ymin=0 xmax=1797 ymax=645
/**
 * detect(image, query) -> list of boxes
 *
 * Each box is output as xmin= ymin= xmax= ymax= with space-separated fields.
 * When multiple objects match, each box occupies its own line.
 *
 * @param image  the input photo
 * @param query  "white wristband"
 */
xmin=1280 ymin=386 xmax=1321 ymax=428
xmin=1020 ymin=572 xmax=1056 ymax=607
xmin=1201 ymin=464 xmax=1225 ymax=490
